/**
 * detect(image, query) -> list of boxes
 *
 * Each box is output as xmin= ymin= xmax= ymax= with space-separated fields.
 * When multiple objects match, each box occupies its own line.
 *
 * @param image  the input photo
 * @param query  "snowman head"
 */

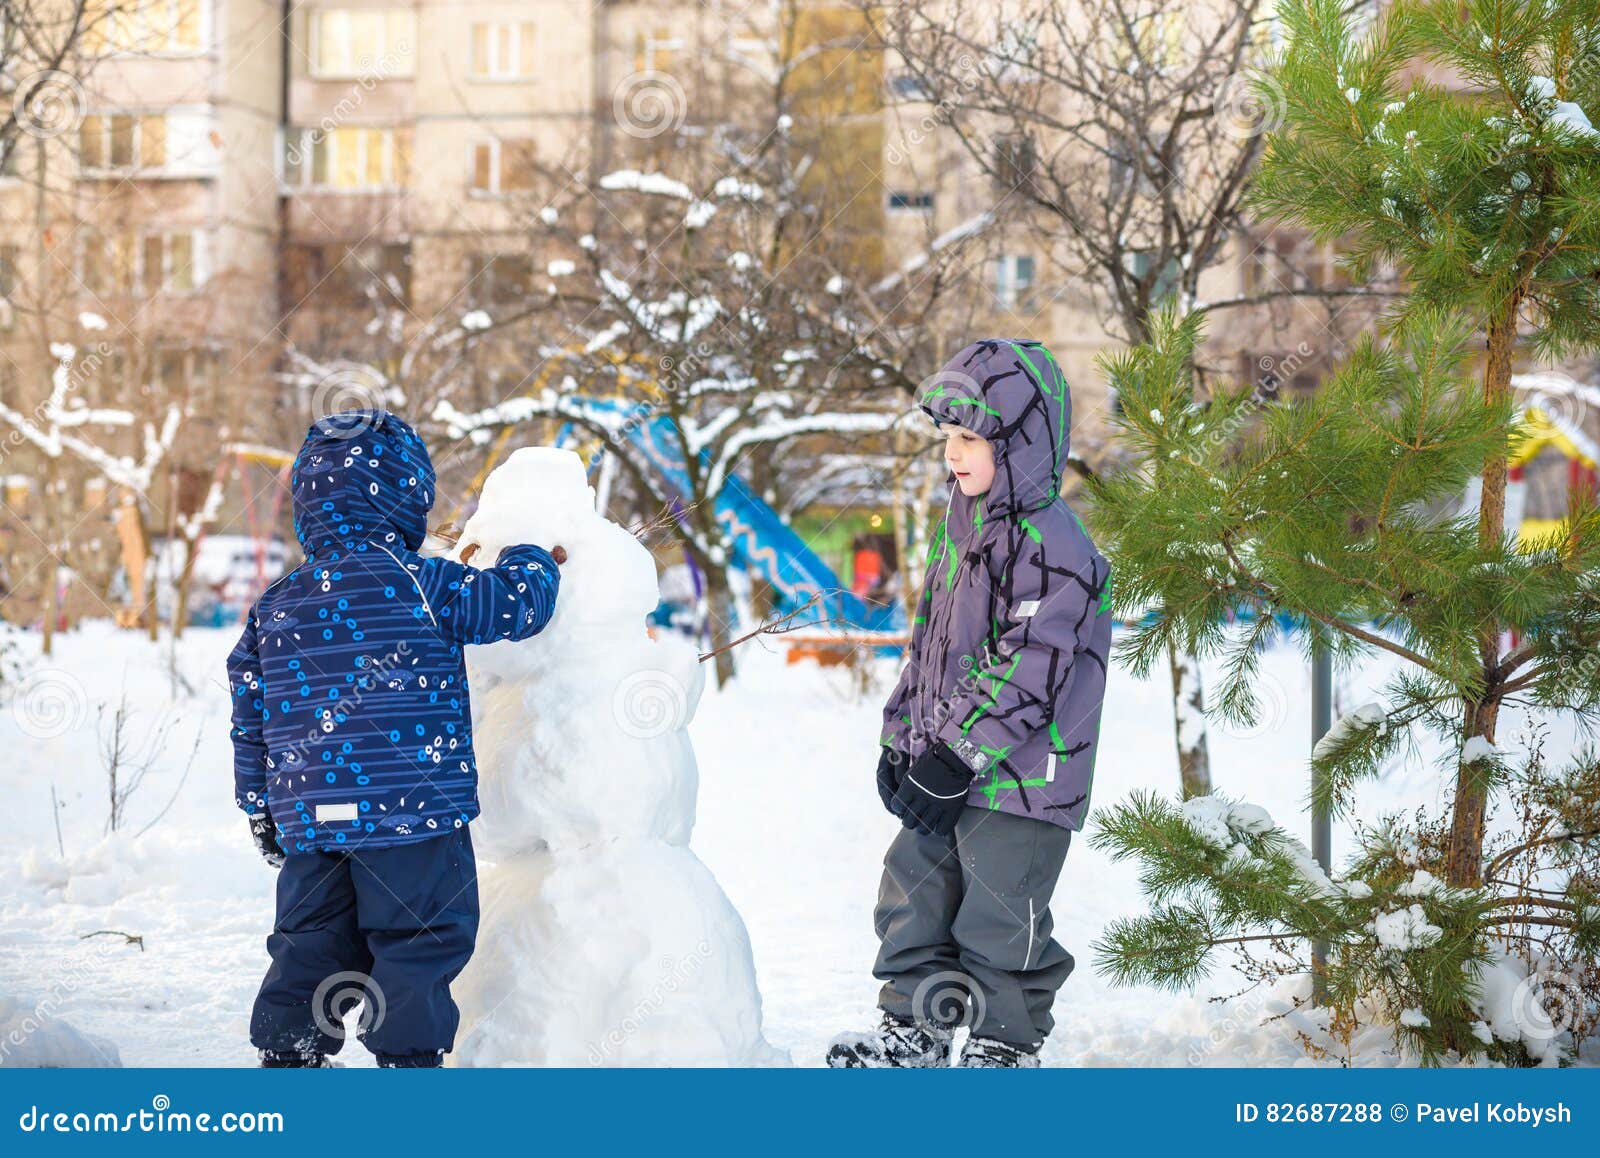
xmin=454 ymin=447 xmax=661 ymax=654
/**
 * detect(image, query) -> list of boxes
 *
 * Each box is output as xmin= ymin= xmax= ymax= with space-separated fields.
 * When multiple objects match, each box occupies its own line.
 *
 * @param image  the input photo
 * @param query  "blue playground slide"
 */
xmin=550 ymin=403 xmax=1317 ymax=641
xmin=552 ymin=401 xmax=900 ymax=631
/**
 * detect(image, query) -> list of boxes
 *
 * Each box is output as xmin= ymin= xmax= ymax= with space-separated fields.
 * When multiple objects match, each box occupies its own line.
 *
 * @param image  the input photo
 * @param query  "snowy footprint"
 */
xmin=445 ymin=448 xmax=784 ymax=1066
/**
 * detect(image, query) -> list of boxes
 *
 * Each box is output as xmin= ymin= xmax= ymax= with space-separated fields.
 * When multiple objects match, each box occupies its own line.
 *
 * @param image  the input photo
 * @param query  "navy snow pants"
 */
xmin=250 ymin=824 xmax=479 ymax=1066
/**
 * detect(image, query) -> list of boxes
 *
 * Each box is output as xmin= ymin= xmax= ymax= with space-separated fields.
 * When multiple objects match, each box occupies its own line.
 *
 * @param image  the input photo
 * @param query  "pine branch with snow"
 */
xmin=1087 ymin=294 xmax=1600 ymax=1060
xmin=1092 ymin=778 xmax=1600 ymax=1065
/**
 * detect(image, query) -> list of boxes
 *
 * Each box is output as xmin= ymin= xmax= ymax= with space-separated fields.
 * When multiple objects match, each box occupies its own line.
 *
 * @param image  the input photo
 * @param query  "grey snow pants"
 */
xmin=873 ymin=805 xmax=1074 ymax=1051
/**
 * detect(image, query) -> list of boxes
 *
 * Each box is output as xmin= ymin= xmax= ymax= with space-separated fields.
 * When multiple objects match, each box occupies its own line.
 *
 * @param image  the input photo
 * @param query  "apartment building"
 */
xmin=6 ymin=0 xmax=1583 ymax=627
xmin=0 ymin=0 xmax=284 ymax=623
xmin=0 ymin=0 xmax=1387 ymax=623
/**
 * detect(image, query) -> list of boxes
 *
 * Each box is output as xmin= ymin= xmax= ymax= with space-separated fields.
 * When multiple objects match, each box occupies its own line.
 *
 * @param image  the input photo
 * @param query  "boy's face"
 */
xmin=939 ymin=422 xmax=995 ymax=497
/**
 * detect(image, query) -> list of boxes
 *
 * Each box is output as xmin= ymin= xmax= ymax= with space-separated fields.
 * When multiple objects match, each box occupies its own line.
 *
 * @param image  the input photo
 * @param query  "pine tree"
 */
xmin=1084 ymin=0 xmax=1600 ymax=1063
xmin=1246 ymin=0 xmax=1600 ymax=886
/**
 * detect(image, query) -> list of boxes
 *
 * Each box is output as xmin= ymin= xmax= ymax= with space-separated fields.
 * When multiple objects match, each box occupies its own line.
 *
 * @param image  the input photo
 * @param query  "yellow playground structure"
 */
xmin=1508 ymin=403 xmax=1598 ymax=549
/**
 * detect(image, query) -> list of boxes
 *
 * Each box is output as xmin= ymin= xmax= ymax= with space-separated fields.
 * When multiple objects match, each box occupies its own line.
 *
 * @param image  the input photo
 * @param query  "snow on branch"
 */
xmin=599 ymin=169 xmax=696 ymax=200
xmin=433 ymin=387 xmax=633 ymax=444
xmin=682 ymin=406 xmax=744 ymax=457
xmin=175 ymin=472 xmax=226 ymax=543
xmin=597 ymin=269 xmax=723 ymax=344
xmin=706 ymin=410 xmax=912 ymax=498
xmin=870 ymin=210 xmax=995 ymax=294
xmin=279 ymin=346 xmax=406 ymax=408
xmin=0 ymin=347 xmax=183 ymax=494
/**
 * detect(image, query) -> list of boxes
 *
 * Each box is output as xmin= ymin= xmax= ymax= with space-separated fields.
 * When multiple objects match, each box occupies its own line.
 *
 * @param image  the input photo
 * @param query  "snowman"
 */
xmin=447 ymin=447 xmax=781 ymax=1066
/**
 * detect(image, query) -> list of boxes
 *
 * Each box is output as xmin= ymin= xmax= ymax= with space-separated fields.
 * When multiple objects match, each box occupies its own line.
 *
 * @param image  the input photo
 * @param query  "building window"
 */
xmin=1242 ymin=231 xmax=1351 ymax=294
xmin=79 ymin=232 xmax=136 ymax=295
xmin=467 ymin=253 xmax=533 ymax=303
xmin=993 ymin=254 xmax=1036 ymax=309
xmin=471 ymin=21 xmax=536 ymax=78
xmin=310 ymin=8 xmax=416 ymax=78
xmin=1307 ymin=238 xmax=1353 ymax=291
xmin=885 ymin=69 xmax=931 ymax=102
xmin=287 ymin=242 xmax=410 ymax=304
xmin=78 ymin=229 xmax=207 ymax=295
xmin=1241 ymin=350 xmax=1280 ymax=397
xmin=80 ymin=114 xmax=167 ymax=172
xmin=470 ymin=139 xmax=537 ymax=194
xmin=1126 ymin=249 xmax=1181 ymax=302
xmin=0 ymin=244 xmax=16 ymax=331
xmin=1108 ymin=145 xmax=1163 ymax=199
xmin=85 ymin=0 xmax=205 ymax=54
xmin=989 ymin=18 xmax=1040 ymax=79
xmin=142 ymin=231 xmax=205 ymax=292
xmin=887 ymin=190 xmax=934 ymax=212
xmin=283 ymin=127 xmax=410 ymax=189
xmin=152 ymin=344 xmax=227 ymax=405
xmin=993 ymin=134 xmax=1037 ymax=194
xmin=1110 ymin=11 xmax=1185 ymax=72
xmin=94 ymin=347 xmax=129 ymax=405
xmin=634 ymin=28 xmax=683 ymax=73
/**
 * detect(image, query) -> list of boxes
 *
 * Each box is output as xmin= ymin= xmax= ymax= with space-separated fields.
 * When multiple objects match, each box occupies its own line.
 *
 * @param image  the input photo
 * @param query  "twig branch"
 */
xmin=697 ymin=592 xmax=850 ymax=663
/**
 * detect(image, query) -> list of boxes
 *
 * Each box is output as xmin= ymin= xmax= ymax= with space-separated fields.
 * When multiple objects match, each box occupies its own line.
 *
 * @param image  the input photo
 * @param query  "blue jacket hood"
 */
xmin=290 ymin=410 xmax=436 ymax=555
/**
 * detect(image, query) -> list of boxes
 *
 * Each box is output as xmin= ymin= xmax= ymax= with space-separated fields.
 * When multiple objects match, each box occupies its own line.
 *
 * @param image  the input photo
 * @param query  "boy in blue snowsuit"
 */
xmin=227 ymin=410 xmax=562 ymax=1068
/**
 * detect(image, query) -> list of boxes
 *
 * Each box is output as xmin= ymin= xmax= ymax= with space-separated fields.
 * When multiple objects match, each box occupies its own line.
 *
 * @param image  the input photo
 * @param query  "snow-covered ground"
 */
xmin=0 ymin=620 xmax=1592 ymax=1067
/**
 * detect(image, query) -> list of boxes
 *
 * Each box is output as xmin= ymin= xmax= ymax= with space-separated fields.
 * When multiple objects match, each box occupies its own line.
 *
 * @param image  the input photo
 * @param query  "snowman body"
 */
xmin=449 ymin=447 xmax=779 ymax=1066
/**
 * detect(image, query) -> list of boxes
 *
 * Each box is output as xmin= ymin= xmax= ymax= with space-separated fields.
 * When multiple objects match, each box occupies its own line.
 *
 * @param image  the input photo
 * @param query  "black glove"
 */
xmin=249 ymin=812 xmax=285 ymax=868
xmin=894 ymin=742 xmax=976 ymax=836
xmin=876 ymin=746 xmax=908 ymax=816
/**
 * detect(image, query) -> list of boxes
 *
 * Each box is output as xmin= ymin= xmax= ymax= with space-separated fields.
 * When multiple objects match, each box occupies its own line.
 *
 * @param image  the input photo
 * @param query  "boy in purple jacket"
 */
xmin=828 ymin=338 xmax=1113 ymax=1068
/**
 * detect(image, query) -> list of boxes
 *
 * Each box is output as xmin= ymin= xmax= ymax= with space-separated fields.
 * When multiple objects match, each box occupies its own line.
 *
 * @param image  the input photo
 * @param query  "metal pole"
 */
xmin=1310 ymin=635 xmax=1332 ymax=1005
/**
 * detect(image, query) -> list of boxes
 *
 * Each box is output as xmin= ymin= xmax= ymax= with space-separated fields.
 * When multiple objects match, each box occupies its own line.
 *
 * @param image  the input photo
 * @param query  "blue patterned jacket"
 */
xmin=227 ymin=410 xmax=559 ymax=853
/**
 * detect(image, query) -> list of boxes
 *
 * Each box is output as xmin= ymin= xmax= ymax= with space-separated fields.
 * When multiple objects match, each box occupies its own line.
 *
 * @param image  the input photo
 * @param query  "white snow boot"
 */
xmin=955 ymin=1035 xmax=1041 ymax=1068
xmin=825 ymin=1011 xmax=954 ymax=1068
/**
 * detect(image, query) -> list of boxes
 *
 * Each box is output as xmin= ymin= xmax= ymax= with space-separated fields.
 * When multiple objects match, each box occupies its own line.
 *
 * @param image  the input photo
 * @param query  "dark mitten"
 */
xmin=249 ymin=813 xmax=286 ymax=868
xmin=894 ymin=743 xmax=976 ymax=836
xmin=876 ymin=747 xmax=908 ymax=815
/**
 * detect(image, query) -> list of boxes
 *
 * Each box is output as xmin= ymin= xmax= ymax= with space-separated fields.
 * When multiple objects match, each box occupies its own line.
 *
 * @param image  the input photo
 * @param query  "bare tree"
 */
xmin=864 ymin=0 xmax=1398 ymax=795
xmin=424 ymin=3 xmax=999 ymax=684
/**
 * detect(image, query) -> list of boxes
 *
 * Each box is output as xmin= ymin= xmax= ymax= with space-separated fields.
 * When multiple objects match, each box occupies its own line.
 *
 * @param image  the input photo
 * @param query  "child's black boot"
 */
xmin=825 ymin=1011 xmax=953 ymax=1068
xmin=955 ymin=1035 xmax=1041 ymax=1068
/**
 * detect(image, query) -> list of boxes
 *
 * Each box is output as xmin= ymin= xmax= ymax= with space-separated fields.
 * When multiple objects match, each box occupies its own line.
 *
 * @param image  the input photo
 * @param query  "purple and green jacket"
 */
xmin=882 ymin=338 xmax=1113 ymax=832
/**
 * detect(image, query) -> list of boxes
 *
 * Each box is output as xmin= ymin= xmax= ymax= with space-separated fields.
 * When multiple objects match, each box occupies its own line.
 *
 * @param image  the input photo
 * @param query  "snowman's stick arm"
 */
xmin=696 ymin=592 xmax=890 ymax=663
